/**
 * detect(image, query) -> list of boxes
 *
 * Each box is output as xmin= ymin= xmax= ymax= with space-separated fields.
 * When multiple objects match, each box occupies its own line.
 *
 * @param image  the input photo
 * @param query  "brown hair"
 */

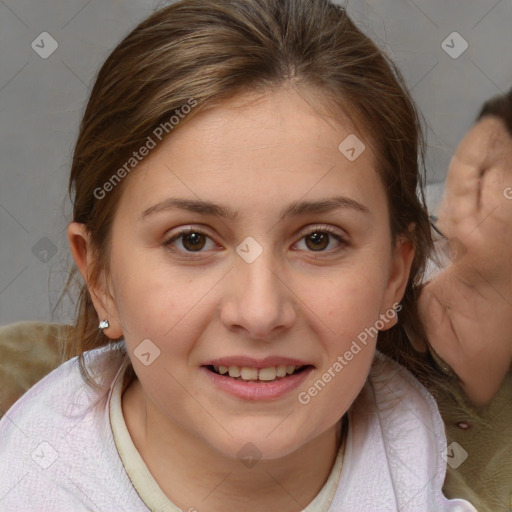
xmin=60 ymin=0 xmax=439 ymax=388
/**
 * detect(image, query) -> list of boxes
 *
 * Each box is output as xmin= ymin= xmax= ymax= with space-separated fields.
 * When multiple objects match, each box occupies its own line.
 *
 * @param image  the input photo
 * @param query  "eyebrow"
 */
xmin=139 ymin=195 xmax=370 ymax=221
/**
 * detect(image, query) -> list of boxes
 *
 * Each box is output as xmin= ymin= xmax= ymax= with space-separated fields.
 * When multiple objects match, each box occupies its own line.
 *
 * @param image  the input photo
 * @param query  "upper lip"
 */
xmin=202 ymin=356 xmax=313 ymax=369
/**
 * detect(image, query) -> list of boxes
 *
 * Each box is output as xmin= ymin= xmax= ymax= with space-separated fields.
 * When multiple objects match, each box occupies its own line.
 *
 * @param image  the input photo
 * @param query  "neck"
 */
xmin=122 ymin=376 xmax=345 ymax=512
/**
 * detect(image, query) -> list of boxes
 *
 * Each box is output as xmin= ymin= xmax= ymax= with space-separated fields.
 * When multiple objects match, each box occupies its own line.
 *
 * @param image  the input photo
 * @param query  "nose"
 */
xmin=219 ymin=253 xmax=297 ymax=340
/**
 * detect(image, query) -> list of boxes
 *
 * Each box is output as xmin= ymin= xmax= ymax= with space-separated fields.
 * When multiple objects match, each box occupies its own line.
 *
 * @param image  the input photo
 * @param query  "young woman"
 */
xmin=0 ymin=1 xmax=480 ymax=510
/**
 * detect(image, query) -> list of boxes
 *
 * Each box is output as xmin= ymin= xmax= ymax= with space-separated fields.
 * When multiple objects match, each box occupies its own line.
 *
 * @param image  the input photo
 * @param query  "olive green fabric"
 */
xmin=427 ymin=345 xmax=512 ymax=512
xmin=0 ymin=322 xmax=70 ymax=417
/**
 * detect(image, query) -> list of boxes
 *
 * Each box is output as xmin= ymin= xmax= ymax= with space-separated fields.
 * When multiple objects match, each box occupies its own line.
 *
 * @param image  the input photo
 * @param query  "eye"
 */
xmin=294 ymin=226 xmax=348 ymax=252
xmin=163 ymin=228 xmax=217 ymax=253
xmin=163 ymin=225 xmax=348 ymax=256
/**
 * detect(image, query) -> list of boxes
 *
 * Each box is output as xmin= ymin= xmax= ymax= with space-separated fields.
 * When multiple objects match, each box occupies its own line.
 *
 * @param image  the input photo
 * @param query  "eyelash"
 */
xmin=162 ymin=225 xmax=349 ymax=256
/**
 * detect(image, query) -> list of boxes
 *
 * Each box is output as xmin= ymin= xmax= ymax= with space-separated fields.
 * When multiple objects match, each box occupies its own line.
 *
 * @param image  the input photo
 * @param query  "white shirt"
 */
xmin=0 ymin=342 xmax=477 ymax=511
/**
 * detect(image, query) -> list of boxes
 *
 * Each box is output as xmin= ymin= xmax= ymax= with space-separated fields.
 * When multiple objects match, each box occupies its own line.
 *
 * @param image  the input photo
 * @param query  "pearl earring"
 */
xmin=98 ymin=319 xmax=110 ymax=330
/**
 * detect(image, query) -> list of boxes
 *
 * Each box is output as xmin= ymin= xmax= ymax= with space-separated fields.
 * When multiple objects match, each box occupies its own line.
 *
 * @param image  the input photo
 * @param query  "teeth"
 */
xmin=258 ymin=367 xmax=277 ymax=381
xmin=240 ymin=367 xmax=259 ymax=380
xmin=276 ymin=365 xmax=287 ymax=377
xmin=212 ymin=364 xmax=303 ymax=381
xmin=228 ymin=366 xmax=241 ymax=377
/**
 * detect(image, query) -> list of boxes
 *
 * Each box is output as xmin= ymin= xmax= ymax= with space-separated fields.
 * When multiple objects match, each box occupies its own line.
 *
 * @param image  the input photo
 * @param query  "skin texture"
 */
xmin=418 ymin=116 xmax=512 ymax=407
xmin=68 ymin=87 xmax=414 ymax=512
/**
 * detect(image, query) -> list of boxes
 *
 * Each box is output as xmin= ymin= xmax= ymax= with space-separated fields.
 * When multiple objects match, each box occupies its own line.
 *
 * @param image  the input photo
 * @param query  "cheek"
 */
xmin=110 ymin=250 xmax=219 ymax=356
xmin=109 ymin=250 xmax=179 ymax=339
xmin=310 ymin=263 xmax=390 ymax=334
xmin=309 ymin=272 xmax=386 ymax=412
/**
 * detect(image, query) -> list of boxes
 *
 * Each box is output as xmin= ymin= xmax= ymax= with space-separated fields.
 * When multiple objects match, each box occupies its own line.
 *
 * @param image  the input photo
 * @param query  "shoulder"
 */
xmin=368 ymin=350 xmax=442 ymax=418
xmin=349 ymin=350 xmax=447 ymax=476
xmin=0 ymin=342 xmax=144 ymax=511
xmin=347 ymin=350 xmax=446 ymax=436
xmin=0 ymin=341 xmax=124 ymax=433
xmin=330 ymin=351 xmax=478 ymax=511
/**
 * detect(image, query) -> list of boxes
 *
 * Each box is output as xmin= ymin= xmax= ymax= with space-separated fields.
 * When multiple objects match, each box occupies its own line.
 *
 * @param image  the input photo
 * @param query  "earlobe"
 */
xmin=66 ymin=222 xmax=123 ymax=339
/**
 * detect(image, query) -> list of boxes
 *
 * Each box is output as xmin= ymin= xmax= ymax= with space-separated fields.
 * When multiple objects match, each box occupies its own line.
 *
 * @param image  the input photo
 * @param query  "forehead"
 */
xmin=117 ymin=87 xmax=385 ymax=218
xmin=168 ymin=87 xmax=373 ymax=163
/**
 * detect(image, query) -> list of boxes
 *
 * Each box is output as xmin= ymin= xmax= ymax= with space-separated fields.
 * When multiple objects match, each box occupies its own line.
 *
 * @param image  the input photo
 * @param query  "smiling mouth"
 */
xmin=205 ymin=364 xmax=311 ymax=382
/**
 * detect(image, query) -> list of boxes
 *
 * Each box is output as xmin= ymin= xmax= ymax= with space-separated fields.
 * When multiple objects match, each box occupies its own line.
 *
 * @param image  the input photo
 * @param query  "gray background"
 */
xmin=1 ymin=0 xmax=511 ymax=326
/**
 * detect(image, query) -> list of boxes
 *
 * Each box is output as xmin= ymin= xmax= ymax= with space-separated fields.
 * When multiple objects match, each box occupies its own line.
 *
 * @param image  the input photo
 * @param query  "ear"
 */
xmin=379 ymin=234 xmax=415 ymax=330
xmin=67 ymin=222 xmax=123 ymax=339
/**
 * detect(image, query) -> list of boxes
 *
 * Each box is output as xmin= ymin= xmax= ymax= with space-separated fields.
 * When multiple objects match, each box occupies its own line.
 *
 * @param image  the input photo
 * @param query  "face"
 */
xmin=72 ymin=87 xmax=412 ymax=461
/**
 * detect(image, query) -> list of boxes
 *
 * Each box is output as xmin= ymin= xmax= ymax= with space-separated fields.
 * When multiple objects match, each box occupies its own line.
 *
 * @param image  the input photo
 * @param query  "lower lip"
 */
xmin=201 ymin=366 xmax=314 ymax=401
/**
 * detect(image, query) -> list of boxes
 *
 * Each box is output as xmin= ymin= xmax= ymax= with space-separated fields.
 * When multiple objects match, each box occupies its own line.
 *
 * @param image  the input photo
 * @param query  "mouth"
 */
xmin=201 ymin=359 xmax=315 ymax=400
xmin=204 ymin=364 xmax=312 ymax=382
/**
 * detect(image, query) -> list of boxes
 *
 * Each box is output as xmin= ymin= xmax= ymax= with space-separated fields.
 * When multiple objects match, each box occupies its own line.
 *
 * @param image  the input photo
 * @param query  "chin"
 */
xmin=206 ymin=426 xmax=311 ymax=463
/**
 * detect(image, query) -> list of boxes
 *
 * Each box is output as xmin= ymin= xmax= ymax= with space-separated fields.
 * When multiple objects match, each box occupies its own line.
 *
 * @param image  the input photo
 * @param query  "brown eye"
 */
xmin=182 ymin=232 xmax=206 ymax=251
xmin=294 ymin=227 xmax=348 ymax=254
xmin=164 ymin=229 xmax=216 ymax=253
xmin=305 ymin=232 xmax=329 ymax=251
